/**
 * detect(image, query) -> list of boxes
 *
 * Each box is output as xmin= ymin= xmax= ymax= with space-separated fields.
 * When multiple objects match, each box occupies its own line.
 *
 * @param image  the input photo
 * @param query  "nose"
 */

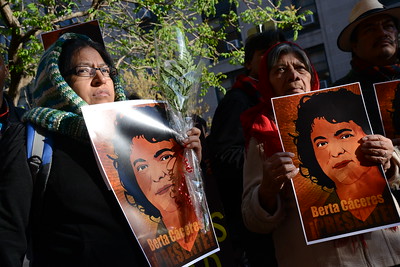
xmin=91 ymin=69 xmax=107 ymax=86
xmin=151 ymin=168 xmax=167 ymax=182
xmin=331 ymin=146 xmax=345 ymax=158
xmin=287 ymin=66 xmax=300 ymax=82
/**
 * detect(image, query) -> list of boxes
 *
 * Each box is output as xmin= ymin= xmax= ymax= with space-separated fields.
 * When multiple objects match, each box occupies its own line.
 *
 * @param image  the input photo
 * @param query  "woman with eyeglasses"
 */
xmin=20 ymin=33 xmax=202 ymax=267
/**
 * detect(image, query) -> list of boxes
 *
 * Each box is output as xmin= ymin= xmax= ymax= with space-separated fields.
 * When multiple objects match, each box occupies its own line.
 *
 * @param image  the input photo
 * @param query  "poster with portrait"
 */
xmin=271 ymin=82 xmax=400 ymax=245
xmin=82 ymin=100 xmax=219 ymax=267
xmin=374 ymin=79 xmax=400 ymax=139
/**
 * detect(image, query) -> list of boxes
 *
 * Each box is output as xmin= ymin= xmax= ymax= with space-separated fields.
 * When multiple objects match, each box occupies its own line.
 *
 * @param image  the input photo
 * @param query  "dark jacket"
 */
xmin=333 ymin=66 xmax=400 ymax=135
xmin=208 ymin=78 xmax=259 ymax=224
xmin=0 ymin=96 xmax=32 ymax=267
xmin=207 ymin=76 xmax=277 ymax=267
xmin=30 ymin=133 xmax=147 ymax=267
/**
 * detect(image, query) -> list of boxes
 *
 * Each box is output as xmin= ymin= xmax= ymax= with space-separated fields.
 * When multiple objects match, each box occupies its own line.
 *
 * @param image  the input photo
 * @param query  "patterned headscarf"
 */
xmin=23 ymin=33 xmax=126 ymax=141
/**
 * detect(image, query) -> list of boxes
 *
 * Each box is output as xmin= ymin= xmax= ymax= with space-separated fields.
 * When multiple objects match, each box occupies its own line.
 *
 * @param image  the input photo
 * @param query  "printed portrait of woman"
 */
xmin=293 ymin=88 xmax=392 ymax=225
xmin=112 ymin=104 xmax=199 ymax=252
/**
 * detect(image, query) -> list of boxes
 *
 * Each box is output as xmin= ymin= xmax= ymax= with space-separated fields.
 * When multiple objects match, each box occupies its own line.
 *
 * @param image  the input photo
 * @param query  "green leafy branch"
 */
xmin=158 ymin=47 xmax=201 ymax=115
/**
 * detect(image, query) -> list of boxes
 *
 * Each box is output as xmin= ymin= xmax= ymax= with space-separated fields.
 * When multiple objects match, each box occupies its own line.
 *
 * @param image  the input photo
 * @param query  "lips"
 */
xmin=156 ymin=184 xmax=173 ymax=195
xmin=93 ymin=89 xmax=110 ymax=97
xmin=333 ymin=160 xmax=352 ymax=169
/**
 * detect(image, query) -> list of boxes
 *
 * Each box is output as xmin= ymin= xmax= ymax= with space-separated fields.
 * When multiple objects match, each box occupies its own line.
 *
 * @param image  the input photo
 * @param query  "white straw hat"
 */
xmin=337 ymin=0 xmax=400 ymax=52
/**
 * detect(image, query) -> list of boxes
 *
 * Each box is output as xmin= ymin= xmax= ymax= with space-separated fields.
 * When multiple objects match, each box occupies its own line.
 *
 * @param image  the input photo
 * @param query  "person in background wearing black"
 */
xmin=0 ymin=54 xmax=33 ymax=267
xmin=207 ymin=30 xmax=285 ymax=266
xmin=0 ymin=54 xmax=10 ymax=133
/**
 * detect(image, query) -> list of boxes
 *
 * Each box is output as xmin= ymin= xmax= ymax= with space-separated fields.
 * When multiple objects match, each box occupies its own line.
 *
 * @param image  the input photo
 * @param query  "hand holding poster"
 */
xmin=82 ymin=100 xmax=219 ymax=266
xmin=272 ymin=82 xmax=400 ymax=244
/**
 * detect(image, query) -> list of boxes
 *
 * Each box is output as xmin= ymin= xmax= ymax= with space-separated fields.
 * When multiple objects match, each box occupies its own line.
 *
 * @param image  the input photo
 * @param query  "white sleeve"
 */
xmin=241 ymin=138 xmax=285 ymax=233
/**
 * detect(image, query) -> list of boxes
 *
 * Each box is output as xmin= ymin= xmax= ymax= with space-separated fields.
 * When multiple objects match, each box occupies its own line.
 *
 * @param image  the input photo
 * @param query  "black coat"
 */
xmin=0 ymin=96 xmax=32 ymax=267
xmin=29 ymin=133 xmax=147 ymax=267
xmin=208 ymin=86 xmax=258 ymax=224
xmin=207 ymin=81 xmax=277 ymax=267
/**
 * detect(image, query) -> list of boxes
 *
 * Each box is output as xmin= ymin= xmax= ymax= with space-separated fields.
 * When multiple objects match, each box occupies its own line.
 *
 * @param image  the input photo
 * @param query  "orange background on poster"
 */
xmin=272 ymin=83 xmax=363 ymax=215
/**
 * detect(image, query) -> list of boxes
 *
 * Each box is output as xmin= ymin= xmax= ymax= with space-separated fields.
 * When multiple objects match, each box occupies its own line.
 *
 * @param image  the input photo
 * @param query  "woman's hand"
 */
xmin=258 ymin=152 xmax=298 ymax=213
xmin=361 ymin=135 xmax=393 ymax=171
xmin=183 ymin=127 xmax=202 ymax=161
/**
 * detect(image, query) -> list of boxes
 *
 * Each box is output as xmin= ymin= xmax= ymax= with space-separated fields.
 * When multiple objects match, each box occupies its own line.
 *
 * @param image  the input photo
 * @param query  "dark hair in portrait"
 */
xmin=293 ymin=88 xmax=371 ymax=190
xmin=112 ymin=104 xmax=178 ymax=220
xmin=391 ymin=83 xmax=400 ymax=136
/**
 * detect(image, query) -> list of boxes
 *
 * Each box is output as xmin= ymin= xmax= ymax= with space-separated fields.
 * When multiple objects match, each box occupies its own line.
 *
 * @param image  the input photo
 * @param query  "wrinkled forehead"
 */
xmin=270 ymin=51 xmax=297 ymax=68
xmin=276 ymin=51 xmax=304 ymax=63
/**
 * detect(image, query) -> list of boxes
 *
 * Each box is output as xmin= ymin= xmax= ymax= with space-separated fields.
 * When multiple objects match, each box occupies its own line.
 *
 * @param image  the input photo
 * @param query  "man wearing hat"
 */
xmin=335 ymin=0 xmax=400 ymax=135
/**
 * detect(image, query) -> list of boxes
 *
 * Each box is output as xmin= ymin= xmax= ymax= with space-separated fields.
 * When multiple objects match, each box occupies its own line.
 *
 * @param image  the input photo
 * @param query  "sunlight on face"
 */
xmin=68 ymin=46 xmax=115 ymax=105
xmin=269 ymin=52 xmax=312 ymax=97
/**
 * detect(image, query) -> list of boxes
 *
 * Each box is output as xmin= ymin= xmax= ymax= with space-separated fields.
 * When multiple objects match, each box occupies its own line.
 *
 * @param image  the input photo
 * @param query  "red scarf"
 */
xmin=232 ymin=74 xmax=259 ymax=97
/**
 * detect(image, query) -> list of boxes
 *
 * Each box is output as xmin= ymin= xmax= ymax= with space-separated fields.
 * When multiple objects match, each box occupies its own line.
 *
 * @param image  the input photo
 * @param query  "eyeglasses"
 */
xmin=67 ymin=66 xmax=118 ymax=78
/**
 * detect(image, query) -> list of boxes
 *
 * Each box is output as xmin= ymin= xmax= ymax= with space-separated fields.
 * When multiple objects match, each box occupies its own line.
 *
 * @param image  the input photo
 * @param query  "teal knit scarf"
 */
xmin=23 ymin=33 xmax=126 ymax=141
